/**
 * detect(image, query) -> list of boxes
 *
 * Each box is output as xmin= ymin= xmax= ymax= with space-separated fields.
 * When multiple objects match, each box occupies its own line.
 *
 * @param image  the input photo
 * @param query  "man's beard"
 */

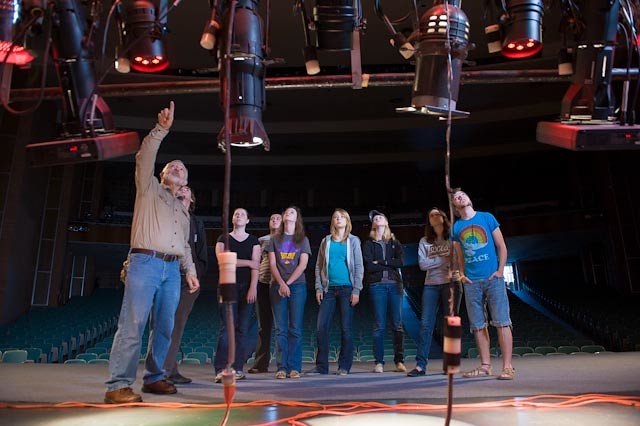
xmin=163 ymin=173 xmax=186 ymax=187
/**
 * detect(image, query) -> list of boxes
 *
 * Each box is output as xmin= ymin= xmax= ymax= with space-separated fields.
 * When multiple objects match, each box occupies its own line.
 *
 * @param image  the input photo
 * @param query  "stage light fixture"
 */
xmin=121 ymin=0 xmax=169 ymax=73
xmin=560 ymin=0 xmax=619 ymax=122
xmin=295 ymin=0 xmax=366 ymax=75
xmin=312 ymin=0 xmax=361 ymax=51
xmin=217 ymin=0 xmax=270 ymax=150
xmin=0 ymin=0 xmax=41 ymax=65
xmin=500 ymin=0 xmax=544 ymax=58
xmin=21 ymin=0 xmax=139 ymax=166
xmin=397 ymin=0 xmax=470 ymax=119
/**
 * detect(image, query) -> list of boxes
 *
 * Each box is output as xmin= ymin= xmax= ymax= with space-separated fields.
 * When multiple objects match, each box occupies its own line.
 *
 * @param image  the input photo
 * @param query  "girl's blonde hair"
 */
xmin=330 ymin=208 xmax=352 ymax=242
xmin=369 ymin=213 xmax=394 ymax=242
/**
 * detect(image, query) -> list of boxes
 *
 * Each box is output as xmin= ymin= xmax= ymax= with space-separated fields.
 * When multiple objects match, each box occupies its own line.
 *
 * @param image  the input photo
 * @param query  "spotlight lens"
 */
xmin=134 ymin=56 xmax=143 ymax=62
xmin=516 ymin=45 xmax=524 ymax=50
xmin=142 ymin=59 xmax=149 ymax=65
xmin=155 ymin=56 xmax=163 ymax=60
xmin=507 ymin=43 xmax=516 ymax=49
xmin=152 ymin=59 xmax=159 ymax=64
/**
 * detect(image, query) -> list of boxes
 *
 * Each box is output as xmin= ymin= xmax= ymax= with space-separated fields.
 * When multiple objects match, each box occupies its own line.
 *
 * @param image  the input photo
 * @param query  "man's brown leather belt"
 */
xmin=130 ymin=248 xmax=179 ymax=262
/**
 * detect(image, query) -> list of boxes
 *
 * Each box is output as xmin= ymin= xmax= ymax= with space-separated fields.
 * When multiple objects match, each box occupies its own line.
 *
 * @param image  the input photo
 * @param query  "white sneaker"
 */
xmin=373 ymin=363 xmax=383 ymax=373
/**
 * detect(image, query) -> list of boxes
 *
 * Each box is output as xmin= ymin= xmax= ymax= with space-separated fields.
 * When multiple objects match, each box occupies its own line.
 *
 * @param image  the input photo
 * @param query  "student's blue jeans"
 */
xmin=369 ymin=282 xmax=404 ymax=365
xmin=315 ymin=286 xmax=354 ymax=373
xmin=271 ymin=282 xmax=307 ymax=373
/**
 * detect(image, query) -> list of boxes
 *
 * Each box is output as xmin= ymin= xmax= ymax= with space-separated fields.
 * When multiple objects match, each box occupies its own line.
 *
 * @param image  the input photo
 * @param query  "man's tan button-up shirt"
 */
xmin=129 ymin=125 xmax=196 ymax=276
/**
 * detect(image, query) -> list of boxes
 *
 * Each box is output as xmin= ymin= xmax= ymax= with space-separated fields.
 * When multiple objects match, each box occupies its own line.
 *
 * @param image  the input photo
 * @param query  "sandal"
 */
xmin=275 ymin=370 xmax=287 ymax=379
xmin=462 ymin=364 xmax=492 ymax=378
xmin=497 ymin=367 xmax=516 ymax=380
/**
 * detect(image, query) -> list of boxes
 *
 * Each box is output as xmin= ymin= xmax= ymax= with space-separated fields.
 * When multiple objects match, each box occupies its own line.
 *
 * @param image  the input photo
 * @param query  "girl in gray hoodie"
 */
xmin=309 ymin=209 xmax=363 ymax=375
xmin=407 ymin=208 xmax=462 ymax=377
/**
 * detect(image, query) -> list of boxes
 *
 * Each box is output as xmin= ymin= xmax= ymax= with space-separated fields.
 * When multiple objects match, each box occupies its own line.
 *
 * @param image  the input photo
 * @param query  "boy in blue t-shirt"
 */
xmin=451 ymin=189 xmax=515 ymax=381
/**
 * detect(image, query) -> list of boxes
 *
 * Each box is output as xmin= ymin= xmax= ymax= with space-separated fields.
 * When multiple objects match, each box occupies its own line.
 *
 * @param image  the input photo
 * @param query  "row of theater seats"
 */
xmin=1 ymin=280 xmax=620 ymax=366
xmin=0 ymin=289 xmax=121 ymax=363
xmin=523 ymin=283 xmax=640 ymax=352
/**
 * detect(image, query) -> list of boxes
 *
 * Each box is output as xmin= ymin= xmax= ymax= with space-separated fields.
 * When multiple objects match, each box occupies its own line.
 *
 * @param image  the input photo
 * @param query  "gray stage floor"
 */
xmin=1 ymin=353 xmax=639 ymax=404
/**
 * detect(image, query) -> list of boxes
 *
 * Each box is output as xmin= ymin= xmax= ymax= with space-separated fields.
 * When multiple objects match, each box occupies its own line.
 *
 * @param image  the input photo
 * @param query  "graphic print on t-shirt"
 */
xmin=428 ymin=242 xmax=450 ymax=258
xmin=279 ymin=238 xmax=299 ymax=265
xmin=458 ymin=225 xmax=489 ymax=259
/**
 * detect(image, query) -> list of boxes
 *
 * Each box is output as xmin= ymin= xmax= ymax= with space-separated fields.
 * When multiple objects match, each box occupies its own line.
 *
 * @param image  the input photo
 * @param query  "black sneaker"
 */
xmin=305 ymin=366 xmax=327 ymax=375
xmin=407 ymin=368 xmax=426 ymax=377
xmin=167 ymin=373 xmax=192 ymax=384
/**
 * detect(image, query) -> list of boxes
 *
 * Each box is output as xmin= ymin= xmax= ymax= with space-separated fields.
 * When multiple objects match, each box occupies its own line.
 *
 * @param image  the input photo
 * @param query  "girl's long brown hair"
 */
xmin=276 ymin=206 xmax=306 ymax=244
xmin=425 ymin=207 xmax=451 ymax=244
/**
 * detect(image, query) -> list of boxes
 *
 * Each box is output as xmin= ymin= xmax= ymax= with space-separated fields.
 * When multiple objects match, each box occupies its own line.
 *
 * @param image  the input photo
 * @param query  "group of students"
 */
xmin=202 ymin=193 xmax=515 ymax=382
xmin=104 ymin=103 xmax=514 ymax=405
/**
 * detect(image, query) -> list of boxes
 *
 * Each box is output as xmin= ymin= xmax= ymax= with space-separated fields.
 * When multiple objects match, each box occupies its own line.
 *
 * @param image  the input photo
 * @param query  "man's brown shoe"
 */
xmin=104 ymin=387 xmax=143 ymax=404
xmin=141 ymin=379 xmax=177 ymax=394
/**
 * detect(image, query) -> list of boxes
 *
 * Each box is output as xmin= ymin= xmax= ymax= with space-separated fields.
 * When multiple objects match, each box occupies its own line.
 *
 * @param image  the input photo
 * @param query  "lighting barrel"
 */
xmin=403 ymin=0 xmax=470 ymax=118
xmin=501 ymin=0 xmax=544 ymax=59
xmin=218 ymin=0 xmax=269 ymax=150
xmin=313 ymin=0 xmax=358 ymax=51
xmin=123 ymin=0 xmax=169 ymax=72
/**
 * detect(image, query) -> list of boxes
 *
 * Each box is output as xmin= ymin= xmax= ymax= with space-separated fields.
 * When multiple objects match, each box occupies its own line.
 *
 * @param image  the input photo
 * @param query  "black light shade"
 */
xmin=313 ymin=0 xmax=358 ymax=51
xmin=123 ymin=0 xmax=169 ymax=72
xmin=501 ymin=0 xmax=544 ymax=59
xmin=400 ymin=0 xmax=470 ymax=118
xmin=218 ymin=0 xmax=269 ymax=150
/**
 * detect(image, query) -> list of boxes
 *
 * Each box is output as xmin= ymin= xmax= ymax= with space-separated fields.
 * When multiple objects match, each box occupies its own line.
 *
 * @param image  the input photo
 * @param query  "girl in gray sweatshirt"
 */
xmin=408 ymin=207 xmax=462 ymax=377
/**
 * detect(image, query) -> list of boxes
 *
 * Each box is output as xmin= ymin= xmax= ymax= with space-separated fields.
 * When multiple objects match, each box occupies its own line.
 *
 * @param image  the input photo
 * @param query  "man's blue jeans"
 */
xmin=315 ymin=286 xmax=354 ymax=373
xmin=270 ymin=283 xmax=307 ymax=373
xmin=369 ymin=282 xmax=404 ymax=365
xmin=106 ymin=253 xmax=180 ymax=391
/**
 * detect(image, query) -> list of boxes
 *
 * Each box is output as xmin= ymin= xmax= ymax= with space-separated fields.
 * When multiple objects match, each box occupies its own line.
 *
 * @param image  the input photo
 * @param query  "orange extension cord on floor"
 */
xmin=1 ymin=394 xmax=638 ymax=425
